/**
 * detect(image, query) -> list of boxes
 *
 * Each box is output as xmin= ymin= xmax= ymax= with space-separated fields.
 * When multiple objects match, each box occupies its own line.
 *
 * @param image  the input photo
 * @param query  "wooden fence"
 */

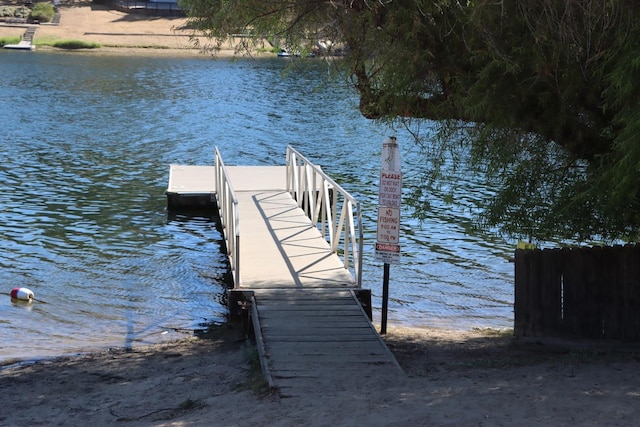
xmin=515 ymin=244 xmax=640 ymax=341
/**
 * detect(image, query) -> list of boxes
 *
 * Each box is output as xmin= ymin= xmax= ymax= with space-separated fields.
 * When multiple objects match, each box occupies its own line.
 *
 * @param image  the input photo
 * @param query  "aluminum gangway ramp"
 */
xmin=167 ymin=146 xmax=404 ymax=396
xmin=226 ymin=165 xmax=355 ymax=289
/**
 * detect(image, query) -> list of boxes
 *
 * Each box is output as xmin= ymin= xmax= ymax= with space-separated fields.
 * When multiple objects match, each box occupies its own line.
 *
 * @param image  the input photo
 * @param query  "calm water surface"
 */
xmin=0 ymin=51 xmax=514 ymax=364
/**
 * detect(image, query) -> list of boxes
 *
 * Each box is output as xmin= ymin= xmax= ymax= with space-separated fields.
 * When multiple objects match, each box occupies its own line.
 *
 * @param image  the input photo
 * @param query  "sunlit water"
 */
xmin=0 ymin=51 xmax=514 ymax=364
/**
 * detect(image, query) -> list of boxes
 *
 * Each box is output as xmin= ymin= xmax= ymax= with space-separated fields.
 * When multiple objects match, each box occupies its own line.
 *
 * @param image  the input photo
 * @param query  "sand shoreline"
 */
xmin=3 ymin=324 xmax=640 ymax=426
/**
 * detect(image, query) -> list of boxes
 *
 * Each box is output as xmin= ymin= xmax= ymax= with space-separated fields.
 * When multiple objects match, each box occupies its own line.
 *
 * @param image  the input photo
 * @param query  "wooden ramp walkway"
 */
xmin=254 ymin=288 xmax=402 ymax=395
xmin=167 ymin=147 xmax=403 ymax=395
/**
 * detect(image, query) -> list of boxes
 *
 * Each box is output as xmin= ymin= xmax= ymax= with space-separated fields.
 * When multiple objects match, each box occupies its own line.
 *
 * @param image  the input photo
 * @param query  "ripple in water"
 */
xmin=0 ymin=52 xmax=514 ymax=364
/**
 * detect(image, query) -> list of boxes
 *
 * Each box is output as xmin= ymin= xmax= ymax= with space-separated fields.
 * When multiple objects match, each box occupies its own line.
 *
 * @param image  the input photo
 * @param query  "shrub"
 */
xmin=0 ymin=6 xmax=30 ymax=18
xmin=51 ymin=39 xmax=101 ymax=49
xmin=30 ymin=2 xmax=54 ymax=23
xmin=0 ymin=36 xmax=22 ymax=47
xmin=15 ymin=6 xmax=30 ymax=18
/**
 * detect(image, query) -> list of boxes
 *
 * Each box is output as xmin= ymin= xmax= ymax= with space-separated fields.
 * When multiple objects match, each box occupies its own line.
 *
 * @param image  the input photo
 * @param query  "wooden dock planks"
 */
xmin=253 ymin=289 xmax=403 ymax=396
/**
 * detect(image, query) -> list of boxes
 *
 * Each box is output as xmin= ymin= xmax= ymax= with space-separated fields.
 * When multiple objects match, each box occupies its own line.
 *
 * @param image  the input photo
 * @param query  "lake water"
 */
xmin=0 ymin=50 xmax=514 ymax=364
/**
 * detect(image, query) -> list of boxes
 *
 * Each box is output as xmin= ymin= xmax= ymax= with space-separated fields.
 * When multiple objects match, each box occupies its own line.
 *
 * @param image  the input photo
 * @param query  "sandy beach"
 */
xmin=3 ymin=3 xmax=640 ymax=426
xmin=2 ymin=323 xmax=640 ymax=426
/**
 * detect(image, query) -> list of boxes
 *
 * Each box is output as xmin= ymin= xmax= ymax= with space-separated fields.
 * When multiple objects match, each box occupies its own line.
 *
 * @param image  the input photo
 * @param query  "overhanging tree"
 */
xmin=181 ymin=0 xmax=640 ymax=242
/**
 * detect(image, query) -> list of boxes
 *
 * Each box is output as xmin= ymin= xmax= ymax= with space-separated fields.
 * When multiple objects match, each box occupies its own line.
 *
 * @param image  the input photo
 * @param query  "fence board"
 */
xmin=622 ymin=246 xmax=640 ymax=340
xmin=515 ymin=244 xmax=640 ymax=342
xmin=605 ymin=246 xmax=624 ymax=340
xmin=513 ymin=248 xmax=529 ymax=337
xmin=540 ymin=248 xmax=563 ymax=335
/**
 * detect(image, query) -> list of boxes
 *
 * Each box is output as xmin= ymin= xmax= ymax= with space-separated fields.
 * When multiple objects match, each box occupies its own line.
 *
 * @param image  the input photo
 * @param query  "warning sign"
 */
xmin=376 ymin=207 xmax=400 ymax=244
xmin=376 ymin=137 xmax=402 ymax=265
xmin=376 ymin=243 xmax=400 ymax=252
xmin=378 ymin=171 xmax=402 ymax=208
xmin=375 ymin=243 xmax=401 ymax=263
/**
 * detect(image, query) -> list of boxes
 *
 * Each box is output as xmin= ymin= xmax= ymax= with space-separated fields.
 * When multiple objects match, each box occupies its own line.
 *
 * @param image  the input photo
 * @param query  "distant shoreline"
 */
xmin=0 ymin=1 xmax=274 ymax=58
xmin=31 ymin=44 xmax=250 ymax=58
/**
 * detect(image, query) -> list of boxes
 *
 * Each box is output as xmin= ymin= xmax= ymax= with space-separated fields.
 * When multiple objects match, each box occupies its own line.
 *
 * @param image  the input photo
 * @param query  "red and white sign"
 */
xmin=375 ymin=243 xmax=401 ymax=264
xmin=378 ymin=171 xmax=402 ymax=208
xmin=376 ymin=243 xmax=400 ymax=252
xmin=376 ymin=137 xmax=401 ymax=264
xmin=377 ymin=207 xmax=400 ymax=243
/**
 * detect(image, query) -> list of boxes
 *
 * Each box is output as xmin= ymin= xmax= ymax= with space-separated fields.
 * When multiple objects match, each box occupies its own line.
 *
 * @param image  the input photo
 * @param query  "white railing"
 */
xmin=286 ymin=145 xmax=363 ymax=287
xmin=214 ymin=147 xmax=240 ymax=288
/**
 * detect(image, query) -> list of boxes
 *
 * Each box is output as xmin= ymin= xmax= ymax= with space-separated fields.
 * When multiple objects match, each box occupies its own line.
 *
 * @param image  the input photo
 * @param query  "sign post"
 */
xmin=375 ymin=137 xmax=401 ymax=334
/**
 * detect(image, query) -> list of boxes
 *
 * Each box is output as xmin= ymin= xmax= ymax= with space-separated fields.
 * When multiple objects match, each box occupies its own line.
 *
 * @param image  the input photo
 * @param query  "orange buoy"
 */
xmin=10 ymin=287 xmax=34 ymax=301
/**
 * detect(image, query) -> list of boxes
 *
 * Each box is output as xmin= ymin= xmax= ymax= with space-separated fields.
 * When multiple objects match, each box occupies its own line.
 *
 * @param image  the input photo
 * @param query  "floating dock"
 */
xmin=4 ymin=40 xmax=35 ymax=50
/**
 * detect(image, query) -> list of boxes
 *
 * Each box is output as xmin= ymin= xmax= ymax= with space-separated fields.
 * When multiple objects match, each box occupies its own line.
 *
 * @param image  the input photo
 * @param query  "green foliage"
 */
xmin=0 ymin=5 xmax=30 ymax=18
xmin=48 ymin=39 xmax=101 ymax=49
xmin=0 ymin=36 xmax=21 ymax=47
xmin=183 ymin=0 xmax=640 ymax=242
xmin=241 ymin=341 xmax=270 ymax=395
xmin=30 ymin=2 xmax=55 ymax=23
xmin=179 ymin=0 xmax=330 ymax=54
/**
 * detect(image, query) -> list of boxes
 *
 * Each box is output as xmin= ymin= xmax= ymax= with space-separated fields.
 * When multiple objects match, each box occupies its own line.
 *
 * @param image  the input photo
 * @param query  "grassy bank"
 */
xmin=35 ymin=37 xmax=101 ymax=49
xmin=0 ymin=35 xmax=20 ymax=46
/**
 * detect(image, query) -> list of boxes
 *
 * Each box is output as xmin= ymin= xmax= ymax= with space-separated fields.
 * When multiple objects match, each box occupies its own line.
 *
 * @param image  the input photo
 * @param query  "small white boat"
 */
xmin=277 ymin=48 xmax=315 ymax=58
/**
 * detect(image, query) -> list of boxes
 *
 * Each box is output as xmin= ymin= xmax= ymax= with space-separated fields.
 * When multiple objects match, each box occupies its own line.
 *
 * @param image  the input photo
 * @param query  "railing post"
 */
xmin=286 ymin=146 xmax=292 ymax=194
xmin=214 ymin=147 xmax=240 ymax=289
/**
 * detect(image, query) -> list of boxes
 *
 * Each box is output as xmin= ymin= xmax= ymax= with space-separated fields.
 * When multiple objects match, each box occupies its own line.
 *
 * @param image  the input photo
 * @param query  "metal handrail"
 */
xmin=214 ymin=147 xmax=240 ymax=288
xmin=285 ymin=145 xmax=363 ymax=287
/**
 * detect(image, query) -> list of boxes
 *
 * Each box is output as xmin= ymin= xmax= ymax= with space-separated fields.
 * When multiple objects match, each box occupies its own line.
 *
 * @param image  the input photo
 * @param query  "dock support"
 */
xmin=228 ymin=290 xmax=255 ymax=321
xmin=353 ymin=289 xmax=372 ymax=321
xmin=166 ymin=192 xmax=217 ymax=211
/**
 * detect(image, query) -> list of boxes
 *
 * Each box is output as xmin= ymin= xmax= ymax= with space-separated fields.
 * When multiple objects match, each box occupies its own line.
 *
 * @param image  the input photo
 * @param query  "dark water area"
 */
xmin=0 ymin=51 xmax=514 ymax=364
